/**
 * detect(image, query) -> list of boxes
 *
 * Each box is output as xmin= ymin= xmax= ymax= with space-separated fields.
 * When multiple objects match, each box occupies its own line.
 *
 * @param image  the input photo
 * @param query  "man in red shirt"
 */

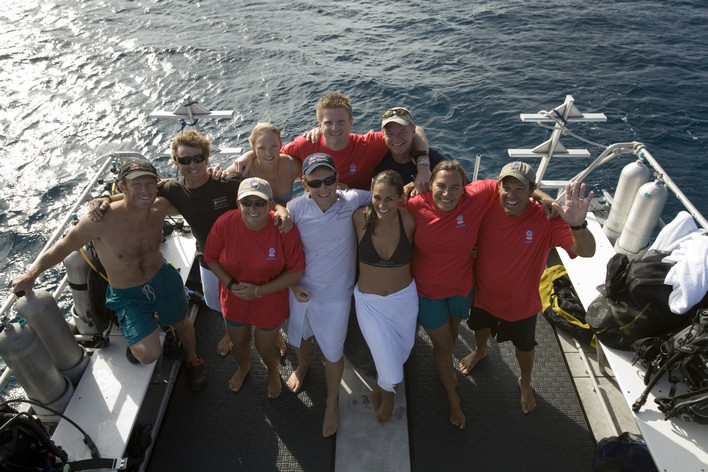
xmin=229 ymin=92 xmax=432 ymax=193
xmin=460 ymin=162 xmax=596 ymax=413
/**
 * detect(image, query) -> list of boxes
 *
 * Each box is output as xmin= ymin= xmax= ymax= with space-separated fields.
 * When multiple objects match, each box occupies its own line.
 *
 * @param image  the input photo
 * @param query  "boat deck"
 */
xmin=144 ymin=301 xmax=602 ymax=471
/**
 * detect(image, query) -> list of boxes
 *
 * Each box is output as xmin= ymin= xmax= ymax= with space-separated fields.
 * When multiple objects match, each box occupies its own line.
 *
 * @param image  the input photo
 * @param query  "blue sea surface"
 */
xmin=1 ymin=0 xmax=707 ymax=290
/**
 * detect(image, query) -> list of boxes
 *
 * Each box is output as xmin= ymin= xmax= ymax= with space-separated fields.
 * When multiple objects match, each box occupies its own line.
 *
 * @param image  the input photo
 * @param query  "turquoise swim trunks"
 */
xmin=417 ymin=289 xmax=475 ymax=330
xmin=105 ymin=261 xmax=188 ymax=345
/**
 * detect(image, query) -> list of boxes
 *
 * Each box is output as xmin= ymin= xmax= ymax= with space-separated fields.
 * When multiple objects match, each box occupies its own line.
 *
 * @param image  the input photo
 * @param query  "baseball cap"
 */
xmin=381 ymin=107 xmax=415 ymax=128
xmin=238 ymin=177 xmax=273 ymax=201
xmin=498 ymin=162 xmax=537 ymax=187
xmin=118 ymin=159 xmax=159 ymax=180
xmin=302 ymin=153 xmax=336 ymax=175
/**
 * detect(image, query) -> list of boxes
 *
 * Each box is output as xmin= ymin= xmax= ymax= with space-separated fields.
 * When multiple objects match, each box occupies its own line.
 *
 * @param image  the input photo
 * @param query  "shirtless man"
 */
xmin=12 ymin=159 xmax=207 ymax=391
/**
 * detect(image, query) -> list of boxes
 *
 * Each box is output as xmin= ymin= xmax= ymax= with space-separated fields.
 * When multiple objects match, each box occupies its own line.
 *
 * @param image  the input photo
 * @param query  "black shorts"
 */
xmin=466 ymin=306 xmax=538 ymax=352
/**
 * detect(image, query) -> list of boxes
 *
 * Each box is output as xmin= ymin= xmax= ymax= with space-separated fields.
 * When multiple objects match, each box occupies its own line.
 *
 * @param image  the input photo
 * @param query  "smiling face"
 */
xmin=318 ymin=108 xmax=353 ymax=151
xmin=371 ymin=181 xmax=401 ymax=219
xmin=175 ymin=144 xmax=209 ymax=188
xmin=238 ymin=196 xmax=272 ymax=231
xmin=303 ymin=166 xmax=339 ymax=212
xmin=498 ymin=176 xmax=532 ymax=216
xmin=120 ymin=175 xmax=158 ymax=209
xmin=431 ymin=170 xmax=465 ymax=212
xmin=382 ymin=122 xmax=415 ymax=160
xmin=253 ymin=129 xmax=281 ymax=164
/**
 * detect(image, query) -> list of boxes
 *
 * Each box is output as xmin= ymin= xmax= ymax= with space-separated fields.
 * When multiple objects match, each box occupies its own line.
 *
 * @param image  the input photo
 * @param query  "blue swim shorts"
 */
xmin=105 ymin=261 xmax=188 ymax=345
xmin=417 ymin=289 xmax=475 ymax=330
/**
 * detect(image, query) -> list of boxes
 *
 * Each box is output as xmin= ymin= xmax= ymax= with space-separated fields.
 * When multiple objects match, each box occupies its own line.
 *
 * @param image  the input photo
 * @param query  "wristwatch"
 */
xmin=570 ymin=220 xmax=588 ymax=231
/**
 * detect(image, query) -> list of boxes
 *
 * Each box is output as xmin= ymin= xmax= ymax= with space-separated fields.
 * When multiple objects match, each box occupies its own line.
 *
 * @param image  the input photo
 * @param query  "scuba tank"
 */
xmin=603 ymin=159 xmax=650 ymax=244
xmin=15 ymin=290 xmax=89 ymax=386
xmin=64 ymin=248 xmax=113 ymax=336
xmin=0 ymin=318 xmax=73 ymax=416
xmin=615 ymin=179 xmax=668 ymax=259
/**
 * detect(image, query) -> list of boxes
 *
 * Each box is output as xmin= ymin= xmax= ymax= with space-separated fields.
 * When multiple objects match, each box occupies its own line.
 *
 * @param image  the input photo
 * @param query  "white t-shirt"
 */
xmin=287 ymin=189 xmax=371 ymax=301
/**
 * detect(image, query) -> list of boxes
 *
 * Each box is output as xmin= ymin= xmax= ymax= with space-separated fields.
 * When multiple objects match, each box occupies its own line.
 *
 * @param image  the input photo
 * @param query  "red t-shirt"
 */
xmin=204 ymin=210 xmax=305 ymax=328
xmin=406 ymin=179 xmax=498 ymax=299
xmin=473 ymin=201 xmax=575 ymax=321
xmin=281 ymin=132 xmax=389 ymax=190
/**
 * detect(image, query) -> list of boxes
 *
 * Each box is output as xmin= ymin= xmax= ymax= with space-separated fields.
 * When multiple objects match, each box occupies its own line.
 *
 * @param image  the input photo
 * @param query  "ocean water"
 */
xmin=1 ymin=0 xmax=707 ymax=293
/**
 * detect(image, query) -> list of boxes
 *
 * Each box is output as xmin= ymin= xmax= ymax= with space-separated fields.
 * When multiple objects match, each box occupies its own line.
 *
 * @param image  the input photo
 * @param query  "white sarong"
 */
xmin=287 ymin=290 xmax=351 ymax=363
xmin=354 ymin=280 xmax=418 ymax=392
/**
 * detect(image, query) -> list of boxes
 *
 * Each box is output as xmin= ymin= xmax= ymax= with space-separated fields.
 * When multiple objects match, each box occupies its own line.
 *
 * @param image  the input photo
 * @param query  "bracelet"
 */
xmin=100 ymin=192 xmax=112 ymax=203
xmin=416 ymin=158 xmax=430 ymax=166
xmin=227 ymin=279 xmax=237 ymax=290
xmin=570 ymin=220 xmax=588 ymax=231
xmin=254 ymin=285 xmax=262 ymax=298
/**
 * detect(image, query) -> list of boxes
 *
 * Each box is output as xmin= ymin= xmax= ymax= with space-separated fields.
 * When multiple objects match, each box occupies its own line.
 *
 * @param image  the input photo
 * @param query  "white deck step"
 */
xmin=51 ymin=229 xmax=196 ymax=462
xmin=336 ymin=357 xmax=410 ymax=472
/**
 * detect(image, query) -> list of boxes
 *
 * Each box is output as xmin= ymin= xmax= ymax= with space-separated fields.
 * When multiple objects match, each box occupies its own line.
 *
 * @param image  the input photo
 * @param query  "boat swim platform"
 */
xmin=146 ymin=304 xmax=597 ymax=471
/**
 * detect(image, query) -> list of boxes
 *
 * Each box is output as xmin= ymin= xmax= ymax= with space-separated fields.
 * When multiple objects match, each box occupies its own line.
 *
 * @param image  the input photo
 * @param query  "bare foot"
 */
xmin=459 ymin=349 xmax=487 ymax=375
xmin=377 ymin=391 xmax=395 ymax=425
xmin=228 ymin=367 xmax=249 ymax=393
xmin=277 ymin=333 xmax=287 ymax=359
xmin=322 ymin=399 xmax=338 ymax=437
xmin=449 ymin=393 xmax=466 ymax=429
xmin=267 ymin=371 xmax=283 ymax=399
xmin=286 ymin=363 xmax=310 ymax=393
xmin=518 ymin=377 xmax=537 ymax=413
xmin=217 ymin=334 xmax=232 ymax=357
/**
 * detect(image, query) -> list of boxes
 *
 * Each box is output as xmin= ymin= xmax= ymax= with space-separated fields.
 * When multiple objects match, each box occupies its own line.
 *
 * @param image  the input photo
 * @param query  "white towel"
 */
xmin=287 ymin=290 xmax=351 ymax=363
xmin=662 ymin=233 xmax=708 ymax=314
xmin=648 ymin=211 xmax=698 ymax=252
xmin=354 ymin=281 xmax=418 ymax=392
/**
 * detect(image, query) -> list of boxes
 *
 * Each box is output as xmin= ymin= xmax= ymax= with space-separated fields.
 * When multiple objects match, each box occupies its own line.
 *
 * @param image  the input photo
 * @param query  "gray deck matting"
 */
xmin=147 ymin=307 xmax=334 ymax=472
xmin=147 ymin=307 xmax=596 ymax=471
xmin=405 ymin=315 xmax=597 ymax=472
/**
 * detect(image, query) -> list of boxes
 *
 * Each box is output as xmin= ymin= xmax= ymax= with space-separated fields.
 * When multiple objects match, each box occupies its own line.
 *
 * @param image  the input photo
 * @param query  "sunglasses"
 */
xmin=305 ymin=174 xmax=337 ymax=188
xmin=382 ymin=108 xmax=412 ymax=119
xmin=239 ymin=198 xmax=269 ymax=208
xmin=176 ymin=154 xmax=206 ymax=165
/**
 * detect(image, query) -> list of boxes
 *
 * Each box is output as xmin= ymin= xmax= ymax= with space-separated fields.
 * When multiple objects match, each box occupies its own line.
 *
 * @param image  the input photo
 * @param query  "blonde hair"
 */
xmin=171 ymin=130 xmax=211 ymax=162
xmin=248 ymin=122 xmax=282 ymax=150
xmin=316 ymin=92 xmax=353 ymax=123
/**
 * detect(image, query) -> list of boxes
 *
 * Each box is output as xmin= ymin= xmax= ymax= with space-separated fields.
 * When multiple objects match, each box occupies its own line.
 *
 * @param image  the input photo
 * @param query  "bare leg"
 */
xmin=425 ymin=323 xmax=465 ymax=429
xmin=377 ymin=388 xmax=395 ymax=425
xmin=516 ymin=347 xmax=536 ymax=413
xmin=286 ymin=337 xmax=312 ymax=393
xmin=217 ymin=333 xmax=232 ymax=357
xmin=220 ymin=328 xmax=286 ymax=358
xmin=371 ymin=383 xmax=383 ymax=419
xmin=227 ymin=324 xmax=252 ymax=392
xmin=129 ymin=329 xmax=162 ymax=364
xmin=172 ymin=317 xmax=199 ymax=362
xmin=276 ymin=330 xmax=287 ymax=359
xmin=255 ymin=327 xmax=282 ymax=399
xmin=322 ymin=357 xmax=343 ymax=437
xmin=459 ymin=327 xmax=490 ymax=375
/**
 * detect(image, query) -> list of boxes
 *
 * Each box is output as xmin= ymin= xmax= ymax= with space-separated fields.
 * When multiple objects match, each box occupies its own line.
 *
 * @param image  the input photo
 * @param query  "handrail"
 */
xmin=0 ymin=151 xmax=146 ymax=320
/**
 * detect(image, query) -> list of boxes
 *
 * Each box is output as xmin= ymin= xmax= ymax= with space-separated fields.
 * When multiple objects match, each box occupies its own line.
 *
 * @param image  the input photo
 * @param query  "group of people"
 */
xmin=11 ymin=91 xmax=596 ymax=438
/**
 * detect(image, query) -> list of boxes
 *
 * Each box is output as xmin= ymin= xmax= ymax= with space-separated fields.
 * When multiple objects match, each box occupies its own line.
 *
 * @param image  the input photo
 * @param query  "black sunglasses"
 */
xmin=305 ymin=174 xmax=337 ymax=188
xmin=176 ymin=154 xmax=206 ymax=165
xmin=239 ymin=198 xmax=269 ymax=208
xmin=382 ymin=108 xmax=411 ymax=119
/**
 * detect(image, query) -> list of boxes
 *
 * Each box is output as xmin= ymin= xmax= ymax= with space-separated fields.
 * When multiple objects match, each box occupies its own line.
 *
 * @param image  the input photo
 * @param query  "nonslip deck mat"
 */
xmin=147 ymin=307 xmax=595 ymax=471
xmin=146 ymin=307 xmax=334 ymax=472
xmin=405 ymin=315 xmax=597 ymax=472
